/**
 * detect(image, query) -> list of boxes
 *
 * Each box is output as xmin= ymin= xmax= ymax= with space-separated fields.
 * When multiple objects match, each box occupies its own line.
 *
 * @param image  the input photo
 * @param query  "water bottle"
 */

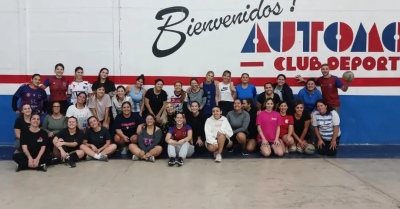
xmin=82 ymin=119 xmax=87 ymax=128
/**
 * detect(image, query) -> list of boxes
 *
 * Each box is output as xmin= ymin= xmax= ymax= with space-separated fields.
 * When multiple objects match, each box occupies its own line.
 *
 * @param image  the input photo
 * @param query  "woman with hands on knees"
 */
xmin=257 ymin=98 xmax=285 ymax=157
xmin=52 ymin=117 xmax=85 ymax=168
xmin=129 ymin=114 xmax=163 ymax=162
xmin=80 ymin=116 xmax=117 ymax=161
xmin=114 ymin=102 xmax=143 ymax=155
xmin=277 ymin=101 xmax=296 ymax=153
xmin=292 ymin=101 xmax=313 ymax=153
xmin=204 ymin=106 xmax=233 ymax=163
xmin=185 ymin=101 xmax=207 ymax=154
xmin=165 ymin=112 xmax=194 ymax=167
xmin=13 ymin=114 xmax=51 ymax=172
xmin=312 ymin=99 xmax=341 ymax=156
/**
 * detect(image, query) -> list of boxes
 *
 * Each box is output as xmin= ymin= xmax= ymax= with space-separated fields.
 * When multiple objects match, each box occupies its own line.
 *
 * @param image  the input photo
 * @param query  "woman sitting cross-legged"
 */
xmin=13 ymin=114 xmax=52 ymax=172
xmin=79 ymin=116 xmax=117 ymax=161
xmin=165 ymin=112 xmax=194 ymax=167
xmin=52 ymin=117 xmax=86 ymax=168
xmin=129 ymin=114 xmax=163 ymax=162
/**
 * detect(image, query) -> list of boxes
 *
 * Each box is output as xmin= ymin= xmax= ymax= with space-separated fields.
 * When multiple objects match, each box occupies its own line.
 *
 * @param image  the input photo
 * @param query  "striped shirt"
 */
xmin=312 ymin=110 xmax=341 ymax=141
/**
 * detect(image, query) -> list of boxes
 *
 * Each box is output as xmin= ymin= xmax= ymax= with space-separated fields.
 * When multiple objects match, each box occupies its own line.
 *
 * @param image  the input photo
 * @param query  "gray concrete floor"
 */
xmin=0 ymin=158 xmax=399 ymax=209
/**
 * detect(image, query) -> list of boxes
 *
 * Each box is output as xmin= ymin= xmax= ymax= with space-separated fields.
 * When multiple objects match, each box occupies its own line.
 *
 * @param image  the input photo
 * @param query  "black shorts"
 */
xmin=257 ymin=141 xmax=274 ymax=147
xmin=62 ymin=146 xmax=80 ymax=153
xmin=230 ymin=132 xmax=248 ymax=143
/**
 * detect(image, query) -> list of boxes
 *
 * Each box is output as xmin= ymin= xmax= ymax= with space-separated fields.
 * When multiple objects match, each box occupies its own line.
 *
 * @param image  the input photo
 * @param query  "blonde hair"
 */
xmin=160 ymin=102 xmax=175 ymax=125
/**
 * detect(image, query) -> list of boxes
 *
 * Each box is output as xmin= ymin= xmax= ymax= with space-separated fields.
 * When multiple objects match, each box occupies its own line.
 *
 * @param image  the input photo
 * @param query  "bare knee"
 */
xmin=207 ymin=144 xmax=218 ymax=152
xmin=260 ymin=146 xmax=271 ymax=157
xmin=246 ymin=139 xmax=256 ymax=152
xmin=272 ymin=146 xmax=285 ymax=157
xmin=130 ymin=135 xmax=138 ymax=144
xmin=236 ymin=133 xmax=247 ymax=145
xmin=114 ymin=135 xmax=124 ymax=145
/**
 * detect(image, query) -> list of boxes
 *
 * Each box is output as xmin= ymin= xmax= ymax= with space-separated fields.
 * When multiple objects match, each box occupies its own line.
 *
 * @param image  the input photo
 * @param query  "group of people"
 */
xmin=12 ymin=63 xmax=350 ymax=172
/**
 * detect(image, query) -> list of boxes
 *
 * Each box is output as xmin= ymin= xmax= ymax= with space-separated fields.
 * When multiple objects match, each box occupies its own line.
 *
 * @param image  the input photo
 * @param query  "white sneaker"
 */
xmin=297 ymin=146 xmax=304 ymax=153
xmin=132 ymin=155 xmax=139 ymax=161
xmin=121 ymin=146 xmax=128 ymax=155
xmin=215 ymin=154 xmax=222 ymax=163
xmin=288 ymin=146 xmax=297 ymax=153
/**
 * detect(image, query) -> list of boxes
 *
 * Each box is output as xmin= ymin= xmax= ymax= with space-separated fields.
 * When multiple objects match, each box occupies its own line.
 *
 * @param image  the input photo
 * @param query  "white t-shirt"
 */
xmin=68 ymin=81 xmax=93 ymax=104
xmin=66 ymin=105 xmax=92 ymax=129
xmin=167 ymin=91 xmax=187 ymax=112
xmin=218 ymin=82 xmax=234 ymax=102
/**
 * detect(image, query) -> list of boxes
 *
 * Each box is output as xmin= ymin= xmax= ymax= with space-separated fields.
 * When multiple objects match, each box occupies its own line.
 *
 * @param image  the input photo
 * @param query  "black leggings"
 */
xmin=317 ymin=138 xmax=340 ymax=156
xmin=13 ymin=153 xmax=52 ymax=170
xmin=218 ymin=101 xmax=233 ymax=116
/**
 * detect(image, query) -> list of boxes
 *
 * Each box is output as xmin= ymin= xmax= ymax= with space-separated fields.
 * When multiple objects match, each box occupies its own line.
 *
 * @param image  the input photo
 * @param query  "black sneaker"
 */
xmin=168 ymin=158 xmax=176 ymax=166
xmin=66 ymin=158 xmax=76 ymax=168
xmin=176 ymin=157 xmax=184 ymax=166
xmin=227 ymin=144 xmax=236 ymax=152
xmin=37 ymin=164 xmax=47 ymax=172
xmin=241 ymin=149 xmax=249 ymax=156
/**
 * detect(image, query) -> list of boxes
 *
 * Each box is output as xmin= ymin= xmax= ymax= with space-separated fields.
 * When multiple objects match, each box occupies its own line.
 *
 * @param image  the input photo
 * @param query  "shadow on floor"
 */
xmin=1 ymin=145 xmax=400 ymax=161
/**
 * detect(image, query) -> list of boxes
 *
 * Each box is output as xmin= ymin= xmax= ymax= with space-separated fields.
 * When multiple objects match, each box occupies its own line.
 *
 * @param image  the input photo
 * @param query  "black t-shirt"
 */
xmin=185 ymin=113 xmax=207 ymax=140
xmin=20 ymin=128 xmax=48 ymax=158
xmin=245 ymin=107 xmax=258 ymax=138
xmin=257 ymin=93 xmax=281 ymax=110
xmin=14 ymin=116 xmax=31 ymax=131
xmin=84 ymin=127 xmax=111 ymax=148
xmin=293 ymin=113 xmax=311 ymax=137
xmin=92 ymin=80 xmax=116 ymax=94
xmin=145 ymin=88 xmax=168 ymax=115
xmin=114 ymin=113 xmax=143 ymax=137
xmin=56 ymin=128 xmax=84 ymax=146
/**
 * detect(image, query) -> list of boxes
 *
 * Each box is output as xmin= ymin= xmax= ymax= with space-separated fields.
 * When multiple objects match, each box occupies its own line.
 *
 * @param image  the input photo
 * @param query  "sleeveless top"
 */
xmin=202 ymin=81 xmax=216 ymax=115
xmin=129 ymin=87 xmax=144 ymax=112
xmin=218 ymin=82 xmax=234 ymax=102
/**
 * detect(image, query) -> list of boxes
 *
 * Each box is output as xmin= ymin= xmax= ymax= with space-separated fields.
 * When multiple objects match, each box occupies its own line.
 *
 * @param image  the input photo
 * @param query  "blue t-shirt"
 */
xmin=235 ymin=84 xmax=257 ymax=100
xmin=168 ymin=124 xmax=192 ymax=141
xmin=14 ymin=85 xmax=48 ymax=114
xmin=296 ymin=87 xmax=322 ymax=113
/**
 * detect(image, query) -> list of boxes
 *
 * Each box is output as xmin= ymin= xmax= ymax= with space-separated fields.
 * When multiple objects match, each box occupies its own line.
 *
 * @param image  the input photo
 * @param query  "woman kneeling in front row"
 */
xmin=13 ymin=114 xmax=51 ymax=172
xmin=129 ymin=114 xmax=162 ymax=162
xmin=166 ymin=112 xmax=194 ymax=167
xmin=257 ymin=98 xmax=285 ymax=157
xmin=313 ymin=99 xmax=341 ymax=156
xmin=80 ymin=116 xmax=117 ymax=161
xmin=52 ymin=117 xmax=86 ymax=168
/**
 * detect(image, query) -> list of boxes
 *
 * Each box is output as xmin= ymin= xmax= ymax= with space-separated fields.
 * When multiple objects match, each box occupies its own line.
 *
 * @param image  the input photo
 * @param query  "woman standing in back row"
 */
xmin=41 ymin=63 xmax=69 ymax=114
xmin=68 ymin=67 xmax=92 ymax=105
xmin=92 ymin=68 xmax=116 ymax=97
xmin=126 ymin=74 xmax=146 ymax=118
xmin=218 ymin=70 xmax=236 ymax=116
xmin=200 ymin=71 xmax=218 ymax=117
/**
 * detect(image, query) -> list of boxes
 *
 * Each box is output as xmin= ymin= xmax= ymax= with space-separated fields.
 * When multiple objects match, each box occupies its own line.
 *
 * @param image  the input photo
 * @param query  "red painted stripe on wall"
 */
xmin=240 ymin=62 xmax=264 ymax=67
xmin=0 ymin=75 xmax=398 ymax=87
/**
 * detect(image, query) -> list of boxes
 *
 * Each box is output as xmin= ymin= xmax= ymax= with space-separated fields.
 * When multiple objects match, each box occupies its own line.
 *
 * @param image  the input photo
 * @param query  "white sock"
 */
xmin=94 ymin=154 xmax=101 ymax=159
